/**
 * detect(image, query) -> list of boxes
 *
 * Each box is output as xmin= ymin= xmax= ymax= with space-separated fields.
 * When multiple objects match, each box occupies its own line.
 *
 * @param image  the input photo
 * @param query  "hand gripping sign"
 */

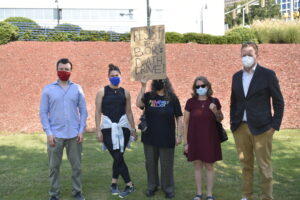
xmin=130 ymin=25 xmax=167 ymax=81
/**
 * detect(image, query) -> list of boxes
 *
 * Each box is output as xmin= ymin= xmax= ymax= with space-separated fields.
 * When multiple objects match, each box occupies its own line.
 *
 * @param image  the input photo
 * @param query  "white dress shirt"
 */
xmin=242 ymin=64 xmax=257 ymax=121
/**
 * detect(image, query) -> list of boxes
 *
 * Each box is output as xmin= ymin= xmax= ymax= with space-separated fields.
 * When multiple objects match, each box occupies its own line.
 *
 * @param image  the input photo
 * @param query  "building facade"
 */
xmin=225 ymin=0 xmax=245 ymax=8
xmin=0 ymin=0 xmax=225 ymax=35
xmin=276 ymin=0 xmax=300 ymax=14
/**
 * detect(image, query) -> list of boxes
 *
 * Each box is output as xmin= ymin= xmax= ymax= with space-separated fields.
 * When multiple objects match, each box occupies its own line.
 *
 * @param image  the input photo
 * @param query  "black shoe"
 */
xmin=73 ymin=192 xmax=85 ymax=200
xmin=119 ymin=185 xmax=136 ymax=198
xmin=165 ymin=192 xmax=175 ymax=199
xmin=146 ymin=187 xmax=158 ymax=197
xmin=110 ymin=183 xmax=120 ymax=195
xmin=49 ymin=196 xmax=59 ymax=200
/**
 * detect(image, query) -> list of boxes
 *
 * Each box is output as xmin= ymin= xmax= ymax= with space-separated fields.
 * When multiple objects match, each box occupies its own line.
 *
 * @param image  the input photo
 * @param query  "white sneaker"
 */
xmin=241 ymin=198 xmax=248 ymax=200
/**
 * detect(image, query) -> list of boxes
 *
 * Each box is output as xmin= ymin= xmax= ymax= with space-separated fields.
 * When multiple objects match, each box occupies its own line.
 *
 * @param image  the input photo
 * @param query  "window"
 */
xmin=282 ymin=4 xmax=287 ymax=9
xmin=0 ymin=8 xmax=54 ymax=20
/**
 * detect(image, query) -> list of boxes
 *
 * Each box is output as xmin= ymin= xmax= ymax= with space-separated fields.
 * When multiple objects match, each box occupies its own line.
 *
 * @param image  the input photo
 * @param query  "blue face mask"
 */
xmin=109 ymin=77 xmax=121 ymax=86
xmin=196 ymin=87 xmax=208 ymax=96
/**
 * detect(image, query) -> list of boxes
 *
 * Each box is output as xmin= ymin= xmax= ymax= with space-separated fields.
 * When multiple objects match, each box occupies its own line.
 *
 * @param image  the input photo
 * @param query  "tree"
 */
xmin=225 ymin=0 xmax=281 ymax=28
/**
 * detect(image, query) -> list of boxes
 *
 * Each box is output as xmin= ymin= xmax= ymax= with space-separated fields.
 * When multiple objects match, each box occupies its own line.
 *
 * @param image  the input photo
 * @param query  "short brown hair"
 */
xmin=241 ymin=41 xmax=258 ymax=54
xmin=56 ymin=58 xmax=73 ymax=70
xmin=192 ymin=76 xmax=213 ymax=98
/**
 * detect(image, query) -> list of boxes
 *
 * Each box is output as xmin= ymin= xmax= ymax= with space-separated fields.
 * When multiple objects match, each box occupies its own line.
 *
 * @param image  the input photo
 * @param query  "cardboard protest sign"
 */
xmin=130 ymin=25 xmax=166 ymax=81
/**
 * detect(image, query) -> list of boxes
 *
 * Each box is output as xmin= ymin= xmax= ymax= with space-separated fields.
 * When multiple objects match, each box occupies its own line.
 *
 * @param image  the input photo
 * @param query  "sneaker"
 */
xmin=73 ymin=192 xmax=85 ymax=200
xmin=49 ymin=196 xmax=59 ymax=200
xmin=110 ymin=183 xmax=120 ymax=195
xmin=119 ymin=185 xmax=136 ymax=198
xmin=241 ymin=198 xmax=248 ymax=200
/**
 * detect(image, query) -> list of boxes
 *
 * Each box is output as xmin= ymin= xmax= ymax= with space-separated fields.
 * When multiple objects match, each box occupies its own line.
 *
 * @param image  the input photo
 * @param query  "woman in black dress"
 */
xmin=95 ymin=64 xmax=137 ymax=198
xmin=136 ymin=77 xmax=183 ymax=199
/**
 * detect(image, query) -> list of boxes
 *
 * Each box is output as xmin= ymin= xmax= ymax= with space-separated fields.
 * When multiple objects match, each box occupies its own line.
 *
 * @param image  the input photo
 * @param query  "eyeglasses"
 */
xmin=195 ymin=84 xmax=206 ymax=89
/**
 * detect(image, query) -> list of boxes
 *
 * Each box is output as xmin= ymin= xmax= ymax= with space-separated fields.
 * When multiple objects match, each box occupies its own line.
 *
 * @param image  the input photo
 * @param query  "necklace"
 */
xmin=200 ymin=101 xmax=206 ymax=108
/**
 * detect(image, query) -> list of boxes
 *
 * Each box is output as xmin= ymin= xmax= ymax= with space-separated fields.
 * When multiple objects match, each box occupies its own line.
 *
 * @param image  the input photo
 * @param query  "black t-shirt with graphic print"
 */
xmin=141 ymin=92 xmax=183 ymax=148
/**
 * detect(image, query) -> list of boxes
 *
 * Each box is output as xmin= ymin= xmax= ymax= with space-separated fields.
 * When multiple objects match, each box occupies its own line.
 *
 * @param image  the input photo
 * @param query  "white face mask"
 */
xmin=242 ymin=56 xmax=255 ymax=69
xmin=196 ymin=87 xmax=208 ymax=96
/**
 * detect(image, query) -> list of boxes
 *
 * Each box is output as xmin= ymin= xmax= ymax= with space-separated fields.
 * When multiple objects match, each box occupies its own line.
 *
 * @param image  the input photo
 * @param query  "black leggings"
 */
xmin=102 ymin=128 xmax=131 ymax=183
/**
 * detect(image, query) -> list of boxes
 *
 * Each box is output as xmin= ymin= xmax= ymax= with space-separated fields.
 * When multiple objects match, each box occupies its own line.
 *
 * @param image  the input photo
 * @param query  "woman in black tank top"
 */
xmin=95 ymin=64 xmax=137 ymax=198
xmin=101 ymin=85 xmax=126 ymax=123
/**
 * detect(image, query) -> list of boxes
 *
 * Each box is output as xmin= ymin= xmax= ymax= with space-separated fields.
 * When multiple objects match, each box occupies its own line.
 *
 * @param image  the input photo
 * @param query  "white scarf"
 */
xmin=100 ymin=114 xmax=131 ymax=152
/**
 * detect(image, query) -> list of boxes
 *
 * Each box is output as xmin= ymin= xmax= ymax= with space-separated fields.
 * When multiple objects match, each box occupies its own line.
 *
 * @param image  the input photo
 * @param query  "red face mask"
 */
xmin=57 ymin=71 xmax=71 ymax=81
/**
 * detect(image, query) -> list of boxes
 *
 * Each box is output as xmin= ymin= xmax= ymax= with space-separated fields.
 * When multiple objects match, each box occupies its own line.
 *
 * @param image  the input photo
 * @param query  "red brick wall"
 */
xmin=0 ymin=41 xmax=298 ymax=133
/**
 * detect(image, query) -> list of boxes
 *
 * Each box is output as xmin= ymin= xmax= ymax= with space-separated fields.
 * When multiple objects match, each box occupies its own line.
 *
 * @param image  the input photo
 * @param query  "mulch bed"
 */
xmin=0 ymin=41 xmax=298 ymax=133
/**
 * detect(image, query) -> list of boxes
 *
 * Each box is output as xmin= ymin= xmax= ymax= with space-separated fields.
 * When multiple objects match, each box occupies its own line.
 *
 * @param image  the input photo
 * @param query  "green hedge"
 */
xmin=54 ymin=23 xmax=82 ymax=32
xmin=2 ymin=17 xmax=299 ymax=44
xmin=166 ymin=32 xmax=183 ymax=43
xmin=4 ymin=17 xmax=39 ymax=29
xmin=226 ymin=27 xmax=258 ymax=43
xmin=0 ymin=22 xmax=19 ymax=44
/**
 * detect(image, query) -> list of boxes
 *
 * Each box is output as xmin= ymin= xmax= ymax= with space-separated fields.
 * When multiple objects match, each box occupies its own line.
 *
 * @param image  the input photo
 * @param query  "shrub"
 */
xmin=4 ymin=17 xmax=39 ymax=30
xmin=182 ymin=33 xmax=214 ymax=44
xmin=79 ymin=30 xmax=110 ymax=41
xmin=120 ymin=33 xmax=130 ymax=42
xmin=37 ymin=35 xmax=47 ymax=41
xmin=166 ymin=32 xmax=183 ymax=43
xmin=54 ymin=23 xmax=82 ymax=33
xmin=224 ymin=31 xmax=243 ymax=44
xmin=19 ymin=30 xmax=33 ymax=41
xmin=0 ymin=22 xmax=19 ymax=44
xmin=182 ymin=32 xmax=200 ymax=43
xmin=48 ymin=32 xmax=69 ymax=41
xmin=226 ymin=26 xmax=257 ymax=43
xmin=211 ymin=35 xmax=228 ymax=44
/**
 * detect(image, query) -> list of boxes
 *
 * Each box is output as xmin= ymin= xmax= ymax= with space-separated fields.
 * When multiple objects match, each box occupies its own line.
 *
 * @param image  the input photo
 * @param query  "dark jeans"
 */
xmin=143 ymin=143 xmax=175 ymax=194
xmin=102 ymin=128 xmax=131 ymax=183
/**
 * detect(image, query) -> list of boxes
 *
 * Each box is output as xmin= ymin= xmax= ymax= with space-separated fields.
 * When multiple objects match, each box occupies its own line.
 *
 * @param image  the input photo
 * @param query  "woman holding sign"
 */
xmin=183 ymin=76 xmax=223 ymax=200
xmin=136 ymin=78 xmax=183 ymax=199
xmin=95 ymin=64 xmax=137 ymax=198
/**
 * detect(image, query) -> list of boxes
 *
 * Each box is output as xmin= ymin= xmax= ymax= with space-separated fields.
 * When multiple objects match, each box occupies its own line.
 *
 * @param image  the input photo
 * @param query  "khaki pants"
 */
xmin=233 ymin=123 xmax=273 ymax=200
xmin=47 ymin=137 xmax=82 ymax=197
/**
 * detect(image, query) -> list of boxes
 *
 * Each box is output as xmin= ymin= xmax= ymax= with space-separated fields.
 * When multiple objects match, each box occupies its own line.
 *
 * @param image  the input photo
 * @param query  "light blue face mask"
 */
xmin=196 ymin=87 xmax=208 ymax=96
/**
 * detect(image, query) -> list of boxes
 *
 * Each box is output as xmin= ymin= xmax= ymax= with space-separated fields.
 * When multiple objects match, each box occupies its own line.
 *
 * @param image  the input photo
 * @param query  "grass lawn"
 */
xmin=0 ymin=129 xmax=299 ymax=200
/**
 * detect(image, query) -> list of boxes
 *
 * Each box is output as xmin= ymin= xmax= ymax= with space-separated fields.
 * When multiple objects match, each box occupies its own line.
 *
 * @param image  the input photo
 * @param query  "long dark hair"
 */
xmin=150 ymin=77 xmax=177 ymax=101
xmin=191 ymin=76 xmax=213 ymax=98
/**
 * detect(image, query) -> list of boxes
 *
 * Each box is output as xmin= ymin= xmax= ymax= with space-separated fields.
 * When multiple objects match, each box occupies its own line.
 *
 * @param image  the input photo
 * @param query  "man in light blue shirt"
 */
xmin=40 ymin=58 xmax=88 ymax=200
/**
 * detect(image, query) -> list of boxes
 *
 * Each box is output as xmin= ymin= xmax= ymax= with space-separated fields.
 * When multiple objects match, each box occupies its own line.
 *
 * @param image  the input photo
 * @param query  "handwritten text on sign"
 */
xmin=130 ymin=25 xmax=166 ymax=81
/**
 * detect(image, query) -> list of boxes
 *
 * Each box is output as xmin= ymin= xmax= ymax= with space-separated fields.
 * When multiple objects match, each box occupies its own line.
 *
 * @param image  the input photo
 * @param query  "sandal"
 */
xmin=206 ymin=196 xmax=216 ymax=200
xmin=193 ymin=194 xmax=203 ymax=200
